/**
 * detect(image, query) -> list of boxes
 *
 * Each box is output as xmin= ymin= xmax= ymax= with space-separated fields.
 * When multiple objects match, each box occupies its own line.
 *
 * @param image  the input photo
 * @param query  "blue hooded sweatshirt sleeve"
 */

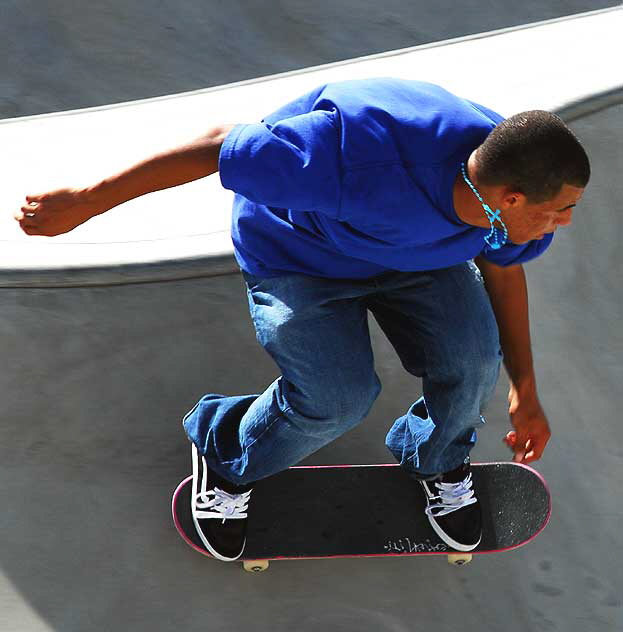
xmin=480 ymin=233 xmax=554 ymax=266
xmin=219 ymin=110 xmax=342 ymax=217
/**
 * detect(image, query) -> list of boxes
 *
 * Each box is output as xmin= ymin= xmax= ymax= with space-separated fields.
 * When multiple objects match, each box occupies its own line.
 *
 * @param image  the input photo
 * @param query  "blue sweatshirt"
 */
xmin=218 ymin=78 xmax=553 ymax=278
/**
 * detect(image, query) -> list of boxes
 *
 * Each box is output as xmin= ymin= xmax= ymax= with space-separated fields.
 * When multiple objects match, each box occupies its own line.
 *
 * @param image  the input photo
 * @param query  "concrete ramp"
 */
xmin=1 ymin=8 xmax=622 ymax=632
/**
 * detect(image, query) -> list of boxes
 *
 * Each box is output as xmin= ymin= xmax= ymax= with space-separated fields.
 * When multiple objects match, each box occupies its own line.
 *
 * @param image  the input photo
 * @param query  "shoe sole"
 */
xmin=425 ymin=512 xmax=481 ymax=552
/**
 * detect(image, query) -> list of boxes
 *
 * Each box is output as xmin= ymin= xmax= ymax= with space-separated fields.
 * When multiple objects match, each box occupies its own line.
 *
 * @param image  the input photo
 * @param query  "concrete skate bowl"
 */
xmin=2 ymin=1 xmax=619 ymax=119
xmin=1 ymin=10 xmax=622 ymax=632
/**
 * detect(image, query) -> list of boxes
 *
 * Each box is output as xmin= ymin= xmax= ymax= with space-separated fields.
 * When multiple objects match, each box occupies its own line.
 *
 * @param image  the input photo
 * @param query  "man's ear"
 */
xmin=500 ymin=189 xmax=526 ymax=210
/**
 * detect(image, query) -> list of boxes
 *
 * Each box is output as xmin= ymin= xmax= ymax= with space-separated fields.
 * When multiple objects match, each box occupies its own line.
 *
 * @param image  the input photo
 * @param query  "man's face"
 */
xmin=503 ymin=184 xmax=584 ymax=245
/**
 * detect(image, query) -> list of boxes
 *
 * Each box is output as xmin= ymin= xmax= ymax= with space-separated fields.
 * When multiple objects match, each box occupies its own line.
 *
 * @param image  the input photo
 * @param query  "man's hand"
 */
xmin=15 ymin=124 xmax=235 ymax=237
xmin=503 ymin=384 xmax=551 ymax=463
xmin=15 ymin=188 xmax=106 ymax=237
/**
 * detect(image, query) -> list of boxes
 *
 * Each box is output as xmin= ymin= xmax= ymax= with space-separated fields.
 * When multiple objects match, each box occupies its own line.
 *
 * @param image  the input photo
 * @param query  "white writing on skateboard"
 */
xmin=384 ymin=537 xmax=448 ymax=554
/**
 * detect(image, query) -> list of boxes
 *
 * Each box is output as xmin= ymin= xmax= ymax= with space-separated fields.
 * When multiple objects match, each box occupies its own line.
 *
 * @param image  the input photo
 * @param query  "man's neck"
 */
xmin=452 ymin=151 xmax=494 ymax=229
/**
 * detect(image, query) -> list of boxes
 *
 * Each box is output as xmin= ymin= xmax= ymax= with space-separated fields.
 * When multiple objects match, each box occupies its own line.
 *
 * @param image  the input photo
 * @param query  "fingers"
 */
xmin=503 ymin=430 xmax=547 ymax=464
xmin=522 ymin=438 xmax=546 ymax=464
xmin=15 ymin=196 xmax=40 ymax=218
xmin=19 ymin=201 xmax=40 ymax=217
xmin=15 ymin=217 xmax=42 ymax=235
xmin=514 ymin=443 xmax=529 ymax=463
xmin=23 ymin=194 xmax=46 ymax=213
xmin=15 ymin=198 xmax=43 ymax=234
xmin=504 ymin=431 xmax=526 ymax=463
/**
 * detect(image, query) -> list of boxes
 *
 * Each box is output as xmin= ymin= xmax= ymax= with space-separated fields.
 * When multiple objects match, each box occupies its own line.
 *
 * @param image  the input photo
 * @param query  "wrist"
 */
xmin=509 ymin=374 xmax=538 ymax=402
xmin=82 ymin=180 xmax=120 ymax=216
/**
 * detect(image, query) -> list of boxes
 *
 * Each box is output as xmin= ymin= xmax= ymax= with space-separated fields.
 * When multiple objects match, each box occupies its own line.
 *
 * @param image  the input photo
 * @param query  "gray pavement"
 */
xmin=1 ymin=0 xmax=618 ymax=119
xmin=1 ymin=4 xmax=622 ymax=632
xmin=1 ymin=102 xmax=621 ymax=632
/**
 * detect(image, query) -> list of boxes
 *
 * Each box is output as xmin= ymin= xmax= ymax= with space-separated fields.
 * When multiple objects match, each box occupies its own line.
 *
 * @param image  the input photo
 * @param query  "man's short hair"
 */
xmin=476 ymin=110 xmax=590 ymax=203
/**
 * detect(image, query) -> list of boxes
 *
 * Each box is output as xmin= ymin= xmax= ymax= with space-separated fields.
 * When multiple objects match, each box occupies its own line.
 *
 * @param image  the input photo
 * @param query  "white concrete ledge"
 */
xmin=1 ymin=6 xmax=621 ymax=287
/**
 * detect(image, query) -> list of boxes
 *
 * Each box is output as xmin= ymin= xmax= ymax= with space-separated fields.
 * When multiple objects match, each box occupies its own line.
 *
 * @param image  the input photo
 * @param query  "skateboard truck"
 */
xmin=242 ymin=553 xmax=473 ymax=572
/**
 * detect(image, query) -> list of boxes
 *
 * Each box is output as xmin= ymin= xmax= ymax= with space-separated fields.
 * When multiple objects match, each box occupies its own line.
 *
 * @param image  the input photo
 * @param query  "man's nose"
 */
xmin=557 ymin=209 xmax=573 ymax=227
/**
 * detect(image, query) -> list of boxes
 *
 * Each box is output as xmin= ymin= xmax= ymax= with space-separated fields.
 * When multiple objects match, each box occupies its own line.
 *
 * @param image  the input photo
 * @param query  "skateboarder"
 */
xmin=15 ymin=78 xmax=589 ymax=561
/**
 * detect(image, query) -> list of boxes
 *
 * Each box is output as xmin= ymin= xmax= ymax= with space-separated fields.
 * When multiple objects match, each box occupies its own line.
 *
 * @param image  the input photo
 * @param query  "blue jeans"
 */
xmin=183 ymin=263 xmax=502 ymax=484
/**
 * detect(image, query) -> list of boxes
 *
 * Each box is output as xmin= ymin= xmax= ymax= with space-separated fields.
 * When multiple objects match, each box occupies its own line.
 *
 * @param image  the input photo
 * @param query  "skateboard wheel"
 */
xmin=447 ymin=554 xmax=472 ymax=566
xmin=243 ymin=560 xmax=270 ymax=573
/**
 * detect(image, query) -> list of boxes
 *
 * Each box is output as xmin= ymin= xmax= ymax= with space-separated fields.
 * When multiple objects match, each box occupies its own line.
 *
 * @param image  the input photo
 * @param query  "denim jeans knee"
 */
xmin=280 ymin=371 xmax=382 ymax=439
xmin=184 ymin=272 xmax=382 ymax=484
xmin=382 ymin=262 xmax=502 ymax=477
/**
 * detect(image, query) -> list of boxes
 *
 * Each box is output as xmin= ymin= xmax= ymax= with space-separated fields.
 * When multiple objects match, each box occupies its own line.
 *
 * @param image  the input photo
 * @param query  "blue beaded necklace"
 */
xmin=460 ymin=162 xmax=508 ymax=250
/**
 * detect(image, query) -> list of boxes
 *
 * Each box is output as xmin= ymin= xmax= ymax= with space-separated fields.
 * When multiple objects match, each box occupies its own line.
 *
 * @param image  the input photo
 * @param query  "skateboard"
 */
xmin=171 ymin=462 xmax=550 ymax=572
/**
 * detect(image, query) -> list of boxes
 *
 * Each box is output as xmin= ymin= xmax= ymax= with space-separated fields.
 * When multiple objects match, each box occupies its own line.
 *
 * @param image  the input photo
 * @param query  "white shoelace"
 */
xmin=192 ymin=445 xmax=252 ymax=524
xmin=424 ymin=472 xmax=477 ymax=518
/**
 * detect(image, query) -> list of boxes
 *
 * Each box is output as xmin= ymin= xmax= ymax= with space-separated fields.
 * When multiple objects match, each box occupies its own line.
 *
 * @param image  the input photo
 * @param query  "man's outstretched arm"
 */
xmin=15 ymin=124 xmax=235 ymax=237
xmin=474 ymin=256 xmax=551 ymax=463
